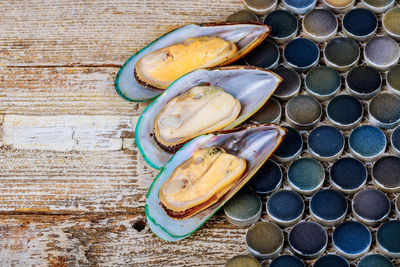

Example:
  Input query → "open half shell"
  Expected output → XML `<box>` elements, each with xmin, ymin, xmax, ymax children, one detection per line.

<box><xmin>115</xmin><ymin>22</ymin><xmax>271</xmax><ymax>102</ymax></box>
<box><xmin>146</xmin><ymin>124</ymin><xmax>286</xmax><ymax>241</ymax></box>
<box><xmin>135</xmin><ymin>66</ymin><xmax>282</xmax><ymax>169</ymax></box>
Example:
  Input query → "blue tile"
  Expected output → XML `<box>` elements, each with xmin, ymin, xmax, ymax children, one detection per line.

<box><xmin>310</xmin><ymin>189</ymin><xmax>347</xmax><ymax>225</ymax></box>
<box><xmin>283</xmin><ymin>0</ymin><xmax>316</xmax><ymax>14</ymax></box>
<box><xmin>343</xmin><ymin>8</ymin><xmax>377</xmax><ymax>40</ymax></box>
<box><xmin>326</xmin><ymin>94</ymin><xmax>363</xmax><ymax>129</ymax></box>
<box><xmin>288</xmin><ymin>221</ymin><xmax>327</xmax><ymax>259</ymax></box>
<box><xmin>329</xmin><ymin>157</ymin><xmax>367</xmax><ymax>193</ymax></box>
<box><xmin>349</xmin><ymin>125</ymin><xmax>386</xmax><ymax>161</ymax></box>
<box><xmin>264</xmin><ymin>10</ymin><xmax>298</xmax><ymax>41</ymax></box>
<box><xmin>313</xmin><ymin>254</ymin><xmax>349</xmax><ymax>267</ymax></box>
<box><xmin>358</xmin><ymin>254</ymin><xmax>394</xmax><ymax>267</ymax></box>
<box><xmin>377</xmin><ymin>220</ymin><xmax>400</xmax><ymax>258</ymax></box>
<box><xmin>308</xmin><ymin>126</ymin><xmax>344</xmax><ymax>161</ymax></box>
<box><xmin>273</xmin><ymin>126</ymin><xmax>302</xmax><ymax>162</ymax></box>
<box><xmin>248</xmin><ymin>159</ymin><xmax>282</xmax><ymax>195</ymax></box>
<box><xmin>284</xmin><ymin>38</ymin><xmax>319</xmax><ymax>70</ymax></box>
<box><xmin>267</xmin><ymin>190</ymin><xmax>304</xmax><ymax>225</ymax></box>
<box><xmin>270</xmin><ymin>255</ymin><xmax>304</xmax><ymax>267</ymax></box>
<box><xmin>392</xmin><ymin>125</ymin><xmax>400</xmax><ymax>154</ymax></box>
<box><xmin>332</xmin><ymin>221</ymin><xmax>371</xmax><ymax>259</ymax></box>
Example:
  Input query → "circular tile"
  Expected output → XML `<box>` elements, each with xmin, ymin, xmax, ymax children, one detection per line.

<box><xmin>226</xmin><ymin>255</ymin><xmax>261</xmax><ymax>267</ymax></box>
<box><xmin>349</xmin><ymin>125</ymin><xmax>386</xmax><ymax>161</ymax></box>
<box><xmin>288</xmin><ymin>221</ymin><xmax>328</xmax><ymax>259</ymax></box>
<box><xmin>285</xmin><ymin>95</ymin><xmax>322</xmax><ymax>130</ymax></box>
<box><xmin>284</xmin><ymin>38</ymin><xmax>319</xmax><ymax>71</ymax></box>
<box><xmin>324</xmin><ymin>37</ymin><xmax>360</xmax><ymax>71</ymax></box>
<box><xmin>396</xmin><ymin>195</ymin><xmax>400</xmax><ymax>216</ymax></box>
<box><xmin>369</xmin><ymin>93</ymin><xmax>400</xmax><ymax>129</ymax></box>
<box><xmin>387</xmin><ymin>64</ymin><xmax>400</xmax><ymax>96</ymax></box>
<box><xmin>373</xmin><ymin>156</ymin><xmax>400</xmax><ymax>192</ymax></box>
<box><xmin>303</xmin><ymin>9</ymin><xmax>337</xmax><ymax>42</ymax></box>
<box><xmin>310</xmin><ymin>189</ymin><xmax>348</xmax><ymax>226</ymax></box>
<box><xmin>249</xmin><ymin>97</ymin><xmax>281</xmax><ymax>124</ymax></box>
<box><xmin>364</xmin><ymin>36</ymin><xmax>400</xmax><ymax>71</ymax></box>
<box><xmin>322</xmin><ymin>0</ymin><xmax>355</xmax><ymax>13</ymax></box>
<box><xmin>264</xmin><ymin>10</ymin><xmax>298</xmax><ymax>44</ymax></box>
<box><xmin>243</xmin><ymin>0</ymin><xmax>277</xmax><ymax>15</ymax></box>
<box><xmin>377</xmin><ymin>220</ymin><xmax>400</xmax><ymax>258</ymax></box>
<box><xmin>362</xmin><ymin>0</ymin><xmax>395</xmax><ymax>13</ymax></box>
<box><xmin>243</xmin><ymin>39</ymin><xmax>280</xmax><ymax>69</ymax></box>
<box><xmin>352</xmin><ymin>189</ymin><xmax>390</xmax><ymax>225</ymax></box>
<box><xmin>391</xmin><ymin>125</ymin><xmax>400</xmax><ymax>155</ymax></box>
<box><xmin>383</xmin><ymin>7</ymin><xmax>400</xmax><ymax>40</ymax></box>
<box><xmin>224</xmin><ymin>189</ymin><xmax>262</xmax><ymax>227</ymax></box>
<box><xmin>308</xmin><ymin>126</ymin><xmax>344</xmax><ymax>162</ymax></box>
<box><xmin>345</xmin><ymin>66</ymin><xmax>381</xmax><ymax>100</ymax></box>
<box><xmin>329</xmin><ymin>157</ymin><xmax>367</xmax><ymax>194</ymax></box>
<box><xmin>326</xmin><ymin>94</ymin><xmax>363</xmax><ymax>130</ymax></box>
<box><xmin>273</xmin><ymin>126</ymin><xmax>303</xmax><ymax>163</ymax></box>
<box><xmin>267</xmin><ymin>190</ymin><xmax>304</xmax><ymax>227</ymax></box>
<box><xmin>248</xmin><ymin>159</ymin><xmax>282</xmax><ymax>196</ymax></box>
<box><xmin>342</xmin><ymin>8</ymin><xmax>377</xmax><ymax>41</ymax></box>
<box><xmin>332</xmin><ymin>221</ymin><xmax>371</xmax><ymax>259</ymax></box>
<box><xmin>305</xmin><ymin>66</ymin><xmax>341</xmax><ymax>101</ymax></box>
<box><xmin>358</xmin><ymin>254</ymin><xmax>394</xmax><ymax>267</ymax></box>
<box><xmin>288</xmin><ymin>158</ymin><xmax>325</xmax><ymax>195</ymax></box>
<box><xmin>313</xmin><ymin>254</ymin><xmax>349</xmax><ymax>267</ymax></box>
<box><xmin>226</xmin><ymin>10</ymin><xmax>259</xmax><ymax>22</ymax></box>
<box><xmin>283</xmin><ymin>0</ymin><xmax>316</xmax><ymax>15</ymax></box>
<box><xmin>272</xmin><ymin>67</ymin><xmax>301</xmax><ymax>101</ymax></box>
<box><xmin>270</xmin><ymin>255</ymin><xmax>305</xmax><ymax>267</ymax></box>
<box><xmin>246</xmin><ymin>221</ymin><xmax>284</xmax><ymax>259</ymax></box>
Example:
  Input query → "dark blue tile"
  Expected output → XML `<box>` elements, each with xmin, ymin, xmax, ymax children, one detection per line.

<box><xmin>243</xmin><ymin>39</ymin><xmax>279</xmax><ymax>69</ymax></box>
<box><xmin>273</xmin><ymin>126</ymin><xmax>302</xmax><ymax>162</ymax></box>
<box><xmin>343</xmin><ymin>8</ymin><xmax>377</xmax><ymax>41</ymax></box>
<box><xmin>272</xmin><ymin>67</ymin><xmax>301</xmax><ymax>101</ymax></box>
<box><xmin>349</xmin><ymin>125</ymin><xmax>386</xmax><ymax>161</ymax></box>
<box><xmin>283</xmin><ymin>0</ymin><xmax>316</xmax><ymax>14</ymax></box>
<box><xmin>284</xmin><ymin>38</ymin><xmax>319</xmax><ymax>71</ymax></box>
<box><xmin>267</xmin><ymin>190</ymin><xmax>304</xmax><ymax>226</ymax></box>
<box><xmin>346</xmin><ymin>66</ymin><xmax>381</xmax><ymax>99</ymax></box>
<box><xmin>248</xmin><ymin>159</ymin><xmax>282</xmax><ymax>196</ymax></box>
<box><xmin>264</xmin><ymin>10</ymin><xmax>298</xmax><ymax>43</ymax></box>
<box><xmin>329</xmin><ymin>157</ymin><xmax>367</xmax><ymax>193</ymax></box>
<box><xmin>310</xmin><ymin>189</ymin><xmax>347</xmax><ymax>226</ymax></box>
<box><xmin>288</xmin><ymin>158</ymin><xmax>325</xmax><ymax>195</ymax></box>
<box><xmin>352</xmin><ymin>189</ymin><xmax>390</xmax><ymax>225</ymax></box>
<box><xmin>326</xmin><ymin>94</ymin><xmax>363</xmax><ymax>130</ymax></box>
<box><xmin>377</xmin><ymin>220</ymin><xmax>400</xmax><ymax>258</ymax></box>
<box><xmin>313</xmin><ymin>254</ymin><xmax>349</xmax><ymax>267</ymax></box>
<box><xmin>288</xmin><ymin>221</ymin><xmax>327</xmax><ymax>259</ymax></box>
<box><xmin>358</xmin><ymin>254</ymin><xmax>394</xmax><ymax>267</ymax></box>
<box><xmin>270</xmin><ymin>255</ymin><xmax>304</xmax><ymax>267</ymax></box>
<box><xmin>369</xmin><ymin>93</ymin><xmax>400</xmax><ymax>129</ymax></box>
<box><xmin>332</xmin><ymin>221</ymin><xmax>371</xmax><ymax>259</ymax></box>
<box><xmin>305</xmin><ymin>66</ymin><xmax>341</xmax><ymax>101</ymax></box>
<box><xmin>324</xmin><ymin>37</ymin><xmax>359</xmax><ymax>71</ymax></box>
<box><xmin>308</xmin><ymin>126</ymin><xmax>344</xmax><ymax>162</ymax></box>
<box><xmin>372</xmin><ymin>156</ymin><xmax>400</xmax><ymax>192</ymax></box>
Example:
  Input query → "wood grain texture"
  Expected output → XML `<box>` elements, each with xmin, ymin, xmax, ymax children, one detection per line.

<box><xmin>0</xmin><ymin>214</ymin><xmax>246</xmax><ymax>266</ymax></box>
<box><xmin>0</xmin><ymin>67</ymin><xmax>148</xmax><ymax>115</ymax></box>
<box><xmin>0</xmin><ymin>0</ymin><xmax>242</xmax><ymax>66</ymax></box>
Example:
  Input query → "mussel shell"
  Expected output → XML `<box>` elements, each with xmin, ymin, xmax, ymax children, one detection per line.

<box><xmin>115</xmin><ymin>22</ymin><xmax>271</xmax><ymax>102</ymax></box>
<box><xmin>136</xmin><ymin>66</ymin><xmax>282</xmax><ymax>169</ymax></box>
<box><xmin>146</xmin><ymin>124</ymin><xmax>286</xmax><ymax>241</ymax></box>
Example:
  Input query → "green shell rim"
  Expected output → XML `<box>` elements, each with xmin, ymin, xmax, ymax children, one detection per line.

<box><xmin>114</xmin><ymin>21</ymin><xmax>270</xmax><ymax>102</ymax></box>
<box><xmin>134</xmin><ymin>66</ymin><xmax>282</xmax><ymax>169</ymax></box>
<box><xmin>144</xmin><ymin>124</ymin><xmax>286</xmax><ymax>241</ymax></box>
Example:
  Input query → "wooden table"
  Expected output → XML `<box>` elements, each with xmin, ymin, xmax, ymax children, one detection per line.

<box><xmin>0</xmin><ymin>1</ymin><xmax>247</xmax><ymax>265</ymax></box>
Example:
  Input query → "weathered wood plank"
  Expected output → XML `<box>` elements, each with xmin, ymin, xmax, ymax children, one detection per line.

<box><xmin>3</xmin><ymin>115</ymin><xmax>133</xmax><ymax>151</ymax></box>
<box><xmin>0</xmin><ymin>214</ymin><xmax>246</xmax><ymax>266</ymax></box>
<box><xmin>0</xmin><ymin>67</ymin><xmax>147</xmax><ymax>115</ymax></box>
<box><xmin>0</xmin><ymin>0</ymin><xmax>242</xmax><ymax>66</ymax></box>
<box><xmin>0</xmin><ymin>146</ymin><xmax>157</xmax><ymax>214</ymax></box>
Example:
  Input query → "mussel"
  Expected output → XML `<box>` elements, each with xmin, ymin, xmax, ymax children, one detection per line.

<box><xmin>115</xmin><ymin>22</ymin><xmax>271</xmax><ymax>102</ymax></box>
<box><xmin>136</xmin><ymin>66</ymin><xmax>282</xmax><ymax>169</ymax></box>
<box><xmin>146</xmin><ymin>124</ymin><xmax>286</xmax><ymax>241</ymax></box>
